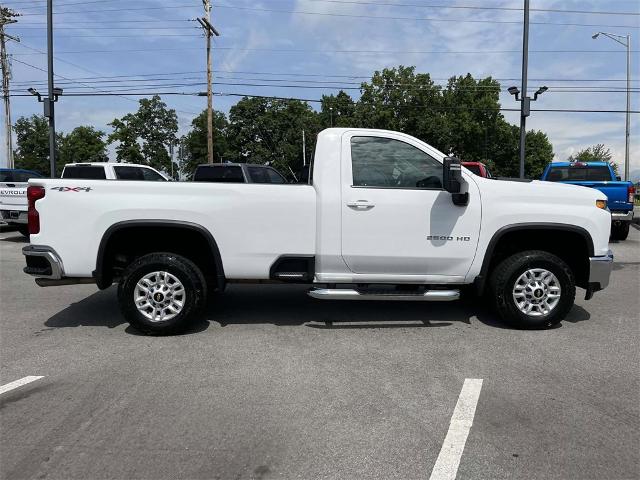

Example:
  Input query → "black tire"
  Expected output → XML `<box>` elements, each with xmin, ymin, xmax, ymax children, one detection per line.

<box><xmin>489</xmin><ymin>250</ymin><xmax>575</xmax><ymax>329</ymax></box>
<box><xmin>17</xmin><ymin>225</ymin><xmax>29</xmax><ymax>238</ymax></box>
<box><xmin>118</xmin><ymin>253</ymin><xmax>207</xmax><ymax>335</ymax></box>
<box><xmin>611</xmin><ymin>222</ymin><xmax>630</xmax><ymax>241</ymax></box>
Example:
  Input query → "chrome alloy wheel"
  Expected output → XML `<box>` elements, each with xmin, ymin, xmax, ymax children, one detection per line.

<box><xmin>134</xmin><ymin>271</ymin><xmax>186</xmax><ymax>322</ymax></box>
<box><xmin>512</xmin><ymin>268</ymin><xmax>561</xmax><ymax>317</ymax></box>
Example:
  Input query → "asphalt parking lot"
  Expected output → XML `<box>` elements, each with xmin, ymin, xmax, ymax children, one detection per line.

<box><xmin>1</xmin><ymin>226</ymin><xmax>639</xmax><ymax>480</ymax></box>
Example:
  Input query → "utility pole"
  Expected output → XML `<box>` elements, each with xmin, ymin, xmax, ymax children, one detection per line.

<box><xmin>302</xmin><ymin>130</ymin><xmax>306</xmax><ymax>166</ymax></box>
<box><xmin>518</xmin><ymin>0</ymin><xmax>530</xmax><ymax>179</ymax></box>
<box><xmin>197</xmin><ymin>1</ymin><xmax>219</xmax><ymax>164</ymax></box>
<box><xmin>46</xmin><ymin>0</ymin><xmax>56</xmax><ymax>177</ymax></box>
<box><xmin>0</xmin><ymin>7</ymin><xmax>19</xmax><ymax>168</ymax></box>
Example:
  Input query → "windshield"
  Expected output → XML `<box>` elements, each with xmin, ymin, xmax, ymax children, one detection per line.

<box><xmin>546</xmin><ymin>166</ymin><xmax>612</xmax><ymax>182</ymax></box>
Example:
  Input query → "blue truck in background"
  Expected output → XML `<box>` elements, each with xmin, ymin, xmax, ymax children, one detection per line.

<box><xmin>541</xmin><ymin>161</ymin><xmax>635</xmax><ymax>240</ymax></box>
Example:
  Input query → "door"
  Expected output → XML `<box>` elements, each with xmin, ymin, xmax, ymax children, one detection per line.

<box><xmin>341</xmin><ymin>132</ymin><xmax>481</xmax><ymax>278</ymax></box>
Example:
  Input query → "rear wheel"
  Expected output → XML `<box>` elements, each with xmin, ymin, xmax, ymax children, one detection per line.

<box><xmin>489</xmin><ymin>250</ymin><xmax>575</xmax><ymax>329</ymax></box>
<box><xmin>118</xmin><ymin>253</ymin><xmax>207</xmax><ymax>335</ymax></box>
<box><xmin>611</xmin><ymin>222</ymin><xmax>630</xmax><ymax>241</ymax></box>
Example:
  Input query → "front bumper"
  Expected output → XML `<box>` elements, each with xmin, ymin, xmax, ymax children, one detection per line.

<box><xmin>22</xmin><ymin>245</ymin><xmax>64</xmax><ymax>279</ymax></box>
<box><xmin>611</xmin><ymin>211</ymin><xmax>634</xmax><ymax>222</ymax></box>
<box><xmin>586</xmin><ymin>249</ymin><xmax>614</xmax><ymax>298</ymax></box>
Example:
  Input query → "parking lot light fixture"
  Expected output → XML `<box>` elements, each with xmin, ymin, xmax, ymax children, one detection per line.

<box><xmin>592</xmin><ymin>31</ymin><xmax>631</xmax><ymax>181</ymax></box>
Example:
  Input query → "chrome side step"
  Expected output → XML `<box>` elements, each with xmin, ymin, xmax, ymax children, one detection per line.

<box><xmin>308</xmin><ymin>288</ymin><xmax>460</xmax><ymax>302</ymax></box>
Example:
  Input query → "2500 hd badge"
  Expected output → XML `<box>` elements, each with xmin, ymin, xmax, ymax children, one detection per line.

<box><xmin>427</xmin><ymin>235</ymin><xmax>471</xmax><ymax>241</ymax></box>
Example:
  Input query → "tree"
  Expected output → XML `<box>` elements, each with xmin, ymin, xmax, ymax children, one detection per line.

<box><xmin>320</xmin><ymin>91</ymin><xmax>356</xmax><ymax>128</ymax></box>
<box><xmin>568</xmin><ymin>144</ymin><xmax>619</xmax><ymax>175</ymax></box>
<box><xmin>225</xmin><ymin>97</ymin><xmax>321</xmax><ymax>176</ymax></box>
<box><xmin>59</xmin><ymin>126</ymin><xmax>108</xmax><ymax>163</ymax></box>
<box><xmin>13</xmin><ymin>115</ymin><xmax>57</xmax><ymax>175</ymax></box>
<box><xmin>108</xmin><ymin>95</ymin><xmax>178</xmax><ymax>172</ymax></box>
<box><xmin>569</xmin><ymin>144</ymin><xmax>612</xmax><ymax>163</ymax></box>
<box><xmin>179</xmin><ymin>109</ymin><xmax>230</xmax><ymax>178</ymax></box>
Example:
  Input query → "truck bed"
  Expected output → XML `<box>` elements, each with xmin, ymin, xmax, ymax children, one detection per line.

<box><xmin>28</xmin><ymin>179</ymin><xmax>316</xmax><ymax>278</ymax></box>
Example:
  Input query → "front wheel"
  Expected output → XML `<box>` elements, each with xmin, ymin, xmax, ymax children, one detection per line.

<box><xmin>611</xmin><ymin>222</ymin><xmax>630</xmax><ymax>241</ymax></box>
<box><xmin>118</xmin><ymin>253</ymin><xmax>207</xmax><ymax>335</ymax></box>
<box><xmin>489</xmin><ymin>250</ymin><xmax>575</xmax><ymax>329</ymax></box>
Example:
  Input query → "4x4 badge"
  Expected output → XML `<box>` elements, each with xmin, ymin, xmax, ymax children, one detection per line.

<box><xmin>51</xmin><ymin>187</ymin><xmax>92</xmax><ymax>192</ymax></box>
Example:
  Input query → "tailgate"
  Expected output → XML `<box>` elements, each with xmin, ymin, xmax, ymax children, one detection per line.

<box><xmin>0</xmin><ymin>182</ymin><xmax>28</xmax><ymax>211</ymax></box>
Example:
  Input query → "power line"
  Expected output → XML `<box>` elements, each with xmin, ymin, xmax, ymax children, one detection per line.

<box><xmin>12</xmin><ymin>1</ymin><xmax>640</xmax><ymax>28</ymax></box>
<box><xmin>9</xmin><ymin>68</ymin><xmax>639</xmax><ymax>85</ymax></box>
<box><xmin>9</xmin><ymin>89</ymin><xmax>640</xmax><ymax>115</ymax></box>
<box><xmin>291</xmin><ymin>0</ymin><xmax>640</xmax><ymax>16</ymax></box>
<box><xmin>210</xmin><ymin>4</ymin><xmax>640</xmax><ymax>29</ymax></box>
<box><xmin>10</xmin><ymin>0</ymin><xmax>640</xmax><ymax>16</ymax></box>
<box><xmin>8</xmin><ymin>46</ymin><xmax>628</xmax><ymax>55</ymax></box>
<box><xmin>17</xmin><ymin>4</ymin><xmax>203</xmax><ymax>16</ymax></box>
<box><xmin>11</xmin><ymin>56</ymin><xmax>200</xmax><ymax>115</ymax></box>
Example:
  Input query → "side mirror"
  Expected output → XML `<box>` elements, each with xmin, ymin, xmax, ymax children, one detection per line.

<box><xmin>616</xmin><ymin>176</ymin><xmax>621</xmax><ymax>181</ymax></box>
<box><xmin>443</xmin><ymin>156</ymin><xmax>462</xmax><ymax>193</ymax></box>
<box><xmin>443</xmin><ymin>156</ymin><xmax>469</xmax><ymax>206</ymax></box>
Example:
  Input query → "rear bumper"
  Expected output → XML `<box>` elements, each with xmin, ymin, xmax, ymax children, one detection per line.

<box><xmin>587</xmin><ymin>250</ymin><xmax>614</xmax><ymax>296</ymax></box>
<box><xmin>611</xmin><ymin>210</ymin><xmax>634</xmax><ymax>222</ymax></box>
<box><xmin>1</xmin><ymin>209</ymin><xmax>27</xmax><ymax>224</ymax></box>
<box><xmin>22</xmin><ymin>245</ymin><xmax>64</xmax><ymax>279</ymax></box>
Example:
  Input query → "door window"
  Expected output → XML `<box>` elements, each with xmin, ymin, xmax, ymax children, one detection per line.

<box><xmin>194</xmin><ymin>166</ymin><xmax>244</xmax><ymax>183</ymax></box>
<box><xmin>350</xmin><ymin>137</ymin><xmax>442</xmax><ymax>189</ymax></box>
<box><xmin>114</xmin><ymin>166</ymin><xmax>145</xmax><ymax>180</ymax></box>
<box><xmin>141</xmin><ymin>168</ymin><xmax>167</xmax><ymax>181</ymax></box>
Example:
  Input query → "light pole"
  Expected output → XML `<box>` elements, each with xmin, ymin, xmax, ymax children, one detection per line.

<box><xmin>28</xmin><ymin>86</ymin><xmax>62</xmax><ymax>177</ymax></box>
<box><xmin>593</xmin><ymin>32</ymin><xmax>631</xmax><ymax>181</ymax></box>
<box><xmin>508</xmin><ymin>85</ymin><xmax>548</xmax><ymax>177</ymax></box>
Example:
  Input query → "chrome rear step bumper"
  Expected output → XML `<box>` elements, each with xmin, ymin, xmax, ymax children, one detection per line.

<box><xmin>308</xmin><ymin>288</ymin><xmax>460</xmax><ymax>301</ymax></box>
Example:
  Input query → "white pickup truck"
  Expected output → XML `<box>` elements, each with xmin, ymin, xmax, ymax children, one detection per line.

<box><xmin>23</xmin><ymin>128</ymin><xmax>613</xmax><ymax>334</ymax></box>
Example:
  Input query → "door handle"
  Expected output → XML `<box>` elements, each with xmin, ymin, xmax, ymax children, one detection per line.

<box><xmin>346</xmin><ymin>200</ymin><xmax>375</xmax><ymax>210</ymax></box>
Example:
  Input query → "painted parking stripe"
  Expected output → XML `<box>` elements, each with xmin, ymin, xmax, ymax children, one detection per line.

<box><xmin>429</xmin><ymin>378</ymin><xmax>483</xmax><ymax>480</ymax></box>
<box><xmin>0</xmin><ymin>376</ymin><xmax>45</xmax><ymax>395</ymax></box>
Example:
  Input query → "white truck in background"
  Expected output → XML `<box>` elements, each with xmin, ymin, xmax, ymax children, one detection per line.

<box><xmin>1</xmin><ymin>163</ymin><xmax>167</xmax><ymax>237</ymax></box>
<box><xmin>23</xmin><ymin>128</ymin><xmax>614</xmax><ymax>334</ymax></box>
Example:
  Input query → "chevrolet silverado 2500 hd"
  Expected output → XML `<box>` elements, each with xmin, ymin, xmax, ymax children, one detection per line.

<box><xmin>23</xmin><ymin>129</ymin><xmax>614</xmax><ymax>334</ymax></box>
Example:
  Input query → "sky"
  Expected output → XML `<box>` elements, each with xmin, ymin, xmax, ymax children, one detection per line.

<box><xmin>1</xmin><ymin>0</ymin><xmax>639</xmax><ymax>177</ymax></box>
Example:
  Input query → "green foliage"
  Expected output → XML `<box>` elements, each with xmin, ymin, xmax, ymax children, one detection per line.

<box><xmin>569</xmin><ymin>144</ymin><xmax>613</xmax><ymax>163</ymax></box>
<box><xmin>13</xmin><ymin>115</ymin><xmax>61</xmax><ymax>175</ymax></box>
<box><xmin>108</xmin><ymin>95</ymin><xmax>178</xmax><ymax>172</ymax></box>
<box><xmin>179</xmin><ymin>109</ymin><xmax>230</xmax><ymax>178</ymax></box>
<box><xmin>225</xmin><ymin>97</ymin><xmax>322</xmax><ymax>176</ymax></box>
<box><xmin>13</xmin><ymin>69</ymin><xmax>557</xmax><ymax>182</ymax></box>
<box><xmin>568</xmin><ymin>144</ymin><xmax>619</xmax><ymax>175</ymax></box>
<box><xmin>320</xmin><ymin>91</ymin><xmax>356</xmax><ymax>128</ymax></box>
<box><xmin>59</xmin><ymin>126</ymin><xmax>108</xmax><ymax>163</ymax></box>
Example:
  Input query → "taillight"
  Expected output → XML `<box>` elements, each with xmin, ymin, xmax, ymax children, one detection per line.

<box><xmin>628</xmin><ymin>185</ymin><xmax>636</xmax><ymax>204</ymax></box>
<box><xmin>27</xmin><ymin>186</ymin><xmax>45</xmax><ymax>235</ymax></box>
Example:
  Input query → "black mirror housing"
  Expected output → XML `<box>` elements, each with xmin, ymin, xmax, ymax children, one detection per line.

<box><xmin>443</xmin><ymin>156</ymin><xmax>462</xmax><ymax>193</ymax></box>
<box><xmin>443</xmin><ymin>156</ymin><xmax>469</xmax><ymax>206</ymax></box>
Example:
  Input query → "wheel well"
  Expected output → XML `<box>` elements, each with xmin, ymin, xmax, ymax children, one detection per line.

<box><xmin>95</xmin><ymin>222</ymin><xmax>224</xmax><ymax>290</ymax></box>
<box><xmin>481</xmin><ymin>227</ymin><xmax>591</xmax><ymax>290</ymax></box>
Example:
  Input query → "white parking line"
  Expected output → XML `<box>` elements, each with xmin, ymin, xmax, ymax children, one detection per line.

<box><xmin>429</xmin><ymin>378</ymin><xmax>483</xmax><ymax>480</ymax></box>
<box><xmin>0</xmin><ymin>376</ymin><xmax>45</xmax><ymax>395</ymax></box>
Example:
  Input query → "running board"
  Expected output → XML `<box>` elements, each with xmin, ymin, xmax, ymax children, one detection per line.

<box><xmin>308</xmin><ymin>288</ymin><xmax>460</xmax><ymax>302</ymax></box>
